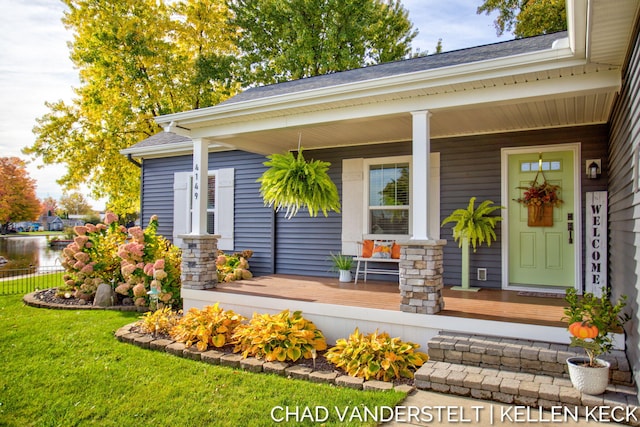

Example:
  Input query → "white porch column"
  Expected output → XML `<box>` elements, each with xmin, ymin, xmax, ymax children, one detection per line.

<box><xmin>191</xmin><ymin>138</ymin><xmax>208</xmax><ymax>235</ymax></box>
<box><xmin>411</xmin><ymin>110</ymin><xmax>432</xmax><ymax>240</ymax></box>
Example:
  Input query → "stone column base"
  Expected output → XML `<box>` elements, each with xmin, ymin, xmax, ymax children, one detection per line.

<box><xmin>179</xmin><ymin>234</ymin><xmax>220</xmax><ymax>290</ymax></box>
<box><xmin>397</xmin><ymin>239</ymin><xmax>446</xmax><ymax>314</ymax></box>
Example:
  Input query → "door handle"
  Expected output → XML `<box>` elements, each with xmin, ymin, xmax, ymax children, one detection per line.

<box><xmin>567</xmin><ymin>221</ymin><xmax>574</xmax><ymax>244</ymax></box>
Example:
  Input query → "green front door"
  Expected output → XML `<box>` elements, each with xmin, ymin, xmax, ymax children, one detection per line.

<box><xmin>508</xmin><ymin>150</ymin><xmax>575</xmax><ymax>288</ymax></box>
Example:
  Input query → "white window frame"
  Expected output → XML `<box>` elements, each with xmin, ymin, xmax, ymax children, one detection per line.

<box><xmin>362</xmin><ymin>155</ymin><xmax>413</xmax><ymax>241</ymax></box>
<box><xmin>173</xmin><ymin>168</ymin><xmax>234</xmax><ymax>250</ymax></box>
<box><xmin>188</xmin><ymin>171</ymin><xmax>218</xmax><ymax>235</ymax></box>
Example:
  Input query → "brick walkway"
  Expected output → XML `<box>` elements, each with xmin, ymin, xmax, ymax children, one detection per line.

<box><xmin>412</xmin><ymin>333</ymin><xmax>638</xmax><ymax>426</ymax></box>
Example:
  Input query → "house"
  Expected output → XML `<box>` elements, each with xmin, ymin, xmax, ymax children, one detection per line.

<box><xmin>122</xmin><ymin>0</ymin><xmax>640</xmax><ymax>392</ymax></box>
<box><xmin>41</xmin><ymin>215</ymin><xmax>64</xmax><ymax>232</ymax></box>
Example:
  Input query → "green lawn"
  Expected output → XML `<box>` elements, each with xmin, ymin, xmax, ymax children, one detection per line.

<box><xmin>0</xmin><ymin>293</ymin><xmax>405</xmax><ymax>426</ymax></box>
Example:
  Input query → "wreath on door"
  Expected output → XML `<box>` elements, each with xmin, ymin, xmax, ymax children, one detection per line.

<box><xmin>515</xmin><ymin>167</ymin><xmax>563</xmax><ymax>226</ymax></box>
<box><xmin>257</xmin><ymin>148</ymin><xmax>341</xmax><ymax>219</ymax></box>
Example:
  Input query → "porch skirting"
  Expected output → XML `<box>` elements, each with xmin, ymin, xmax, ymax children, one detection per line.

<box><xmin>181</xmin><ymin>287</ymin><xmax>571</xmax><ymax>348</ymax></box>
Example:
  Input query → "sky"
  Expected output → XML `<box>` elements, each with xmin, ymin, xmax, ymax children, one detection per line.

<box><xmin>0</xmin><ymin>0</ymin><xmax>505</xmax><ymax>212</ymax></box>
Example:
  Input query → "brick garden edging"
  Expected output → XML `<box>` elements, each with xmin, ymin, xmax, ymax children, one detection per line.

<box><xmin>114</xmin><ymin>322</ymin><xmax>414</xmax><ymax>394</ymax></box>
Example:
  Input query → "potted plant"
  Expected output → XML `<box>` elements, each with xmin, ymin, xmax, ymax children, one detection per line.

<box><xmin>329</xmin><ymin>252</ymin><xmax>353</xmax><ymax>282</ymax></box>
<box><xmin>257</xmin><ymin>148</ymin><xmax>341</xmax><ymax>219</ymax></box>
<box><xmin>563</xmin><ymin>287</ymin><xmax>629</xmax><ymax>394</ymax></box>
<box><xmin>441</xmin><ymin>197</ymin><xmax>503</xmax><ymax>291</ymax></box>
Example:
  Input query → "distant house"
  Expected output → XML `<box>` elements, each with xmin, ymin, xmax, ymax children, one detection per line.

<box><xmin>122</xmin><ymin>1</ymin><xmax>640</xmax><ymax>393</ymax></box>
<box><xmin>62</xmin><ymin>218</ymin><xmax>85</xmax><ymax>228</ymax></box>
<box><xmin>41</xmin><ymin>216</ymin><xmax>64</xmax><ymax>232</ymax></box>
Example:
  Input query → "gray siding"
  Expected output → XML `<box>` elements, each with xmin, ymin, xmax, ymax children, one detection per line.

<box><xmin>274</xmin><ymin>145</ymin><xmax>411</xmax><ymax>278</ymax></box>
<box><xmin>282</xmin><ymin>127</ymin><xmax>607</xmax><ymax>284</ymax></box>
<box><xmin>433</xmin><ymin>125</ymin><xmax>609</xmax><ymax>289</ymax></box>
<box><xmin>608</xmin><ymin>21</ymin><xmax>640</xmax><ymax>391</ymax></box>
<box><xmin>141</xmin><ymin>126</ymin><xmax>609</xmax><ymax>286</ymax></box>
<box><xmin>141</xmin><ymin>151</ymin><xmax>274</xmax><ymax>276</ymax></box>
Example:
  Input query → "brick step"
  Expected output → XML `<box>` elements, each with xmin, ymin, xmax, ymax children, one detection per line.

<box><xmin>428</xmin><ymin>333</ymin><xmax>633</xmax><ymax>386</ymax></box>
<box><xmin>414</xmin><ymin>361</ymin><xmax>639</xmax><ymax>425</ymax></box>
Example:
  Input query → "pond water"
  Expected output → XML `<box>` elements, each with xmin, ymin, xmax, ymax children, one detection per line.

<box><xmin>0</xmin><ymin>236</ymin><xmax>65</xmax><ymax>271</ymax></box>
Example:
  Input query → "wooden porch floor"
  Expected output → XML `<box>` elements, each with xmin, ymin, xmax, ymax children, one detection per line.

<box><xmin>213</xmin><ymin>274</ymin><xmax>567</xmax><ymax>327</ymax></box>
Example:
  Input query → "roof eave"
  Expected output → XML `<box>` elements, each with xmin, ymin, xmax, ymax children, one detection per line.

<box><xmin>120</xmin><ymin>141</ymin><xmax>230</xmax><ymax>158</ymax></box>
<box><xmin>154</xmin><ymin>41</ymin><xmax>580</xmax><ymax>130</ymax></box>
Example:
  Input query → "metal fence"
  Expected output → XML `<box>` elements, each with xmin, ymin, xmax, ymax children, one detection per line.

<box><xmin>0</xmin><ymin>265</ymin><xmax>65</xmax><ymax>296</ymax></box>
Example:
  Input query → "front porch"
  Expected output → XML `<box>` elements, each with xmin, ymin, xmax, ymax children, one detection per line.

<box><xmin>182</xmin><ymin>274</ymin><xmax>573</xmax><ymax>348</ymax></box>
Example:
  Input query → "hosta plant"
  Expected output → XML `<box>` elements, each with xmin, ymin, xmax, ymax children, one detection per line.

<box><xmin>326</xmin><ymin>328</ymin><xmax>429</xmax><ymax>381</ymax></box>
<box><xmin>137</xmin><ymin>306</ymin><xmax>182</xmax><ymax>337</ymax></box>
<box><xmin>171</xmin><ymin>303</ymin><xmax>245</xmax><ymax>352</ymax></box>
<box><xmin>232</xmin><ymin>309</ymin><xmax>327</xmax><ymax>362</ymax></box>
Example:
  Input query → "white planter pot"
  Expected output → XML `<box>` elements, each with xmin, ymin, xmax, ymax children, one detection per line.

<box><xmin>339</xmin><ymin>270</ymin><xmax>352</xmax><ymax>282</ymax></box>
<box><xmin>566</xmin><ymin>356</ymin><xmax>610</xmax><ymax>395</ymax></box>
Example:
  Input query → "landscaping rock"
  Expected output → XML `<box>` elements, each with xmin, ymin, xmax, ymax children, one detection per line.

<box><xmin>133</xmin><ymin>335</ymin><xmax>154</xmax><ymax>349</ymax></box>
<box><xmin>240</xmin><ymin>357</ymin><xmax>264</xmax><ymax>373</ymax></box>
<box><xmin>150</xmin><ymin>338</ymin><xmax>173</xmax><ymax>351</ymax></box>
<box><xmin>166</xmin><ymin>342</ymin><xmax>187</xmax><ymax>356</ymax></box>
<box><xmin>220</xmin><ymin>353</ymin><xmax>243</xmax><ymax>368</ymax></box>
<box><xmin>308</xmin><ymin>370</ymin><xmax>338</xmax><ymax>384</ymax></box>
<box><xmin>93</xmin><ymin>283</ymin><xmax>115</xmax><ymax>307</ymax></box>
<box><xmin>363</xmin><ymin>380</ymin><xmax>393</xmax><ymax>391</ymax></box>
<box><xmin>263</xmin><ymin>361</ymin><xmax>289</xmax><ymax>376</ymax></box>
<box><xmin>285</xmin><ymin>365</ymin><xmax>312</xmax><ymax>380</ymax></box>
<box><xmin>201</xmin><ymin>350</ymin><xmax>224</xmax><ymax>365</ymax></box>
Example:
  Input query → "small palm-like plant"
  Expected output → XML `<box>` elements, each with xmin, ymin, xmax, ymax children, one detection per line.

<box><xmin>441</xmin><ymin>197</ymin><xmax>504</xmax><ymax>251</ymax></box>
<box><xmin>441</xmin><ymin>197</ymin><xmax>504</xmax><ymax>290</ymax></box>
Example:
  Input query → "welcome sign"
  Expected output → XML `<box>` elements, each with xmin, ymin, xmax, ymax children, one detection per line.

<box><xmin>585</xmin><ymin>191</ymin><xmax>607</xmax><ymax>296</ymax></box>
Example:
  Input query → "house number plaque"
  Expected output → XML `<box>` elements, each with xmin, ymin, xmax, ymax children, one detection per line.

<box><xmin>193</xmin><ymin>164</ymin><xmax>199</xmax><ymax>200</ymax></box>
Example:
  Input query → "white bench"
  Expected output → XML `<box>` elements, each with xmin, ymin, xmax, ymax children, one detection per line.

<box><xmin>353</xmin><ymin>240</ymin><xmax>400</xmax><ymax>284</ymax></box>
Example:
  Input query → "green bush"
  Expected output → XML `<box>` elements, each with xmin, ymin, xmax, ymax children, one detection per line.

<box><xmin>232</xmin><ymin>309</ymin><xmax>327</xmax><ymax>362</ymax></box>
<box><xmin>326</xmin><ymin>328</ymin><xmax>429</xmax><ymax>381</ymax></box>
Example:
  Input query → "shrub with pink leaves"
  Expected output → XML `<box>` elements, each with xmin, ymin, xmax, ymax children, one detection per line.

<box><xmin>60</xmin><ymin>213</ymin><xmax>182</xmax><ymax>308</ymax></box>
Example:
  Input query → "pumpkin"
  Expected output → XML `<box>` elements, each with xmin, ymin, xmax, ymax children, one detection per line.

<box><xmin>568</xmin><ymin>321</ymin><xmax>598</xmax><ymax>339</ymax></box>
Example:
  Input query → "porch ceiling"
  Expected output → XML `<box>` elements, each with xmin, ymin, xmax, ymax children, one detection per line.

<box><xmin>202</xmin><ymin>87</ymin><xmax>619</xmax><ymax>155</ymax></box>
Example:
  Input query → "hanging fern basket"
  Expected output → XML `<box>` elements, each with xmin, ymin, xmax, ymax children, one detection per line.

<box><xmin>257</xmin><ymin>148</ymin><xmax>341</xmax><ymax>219</ymax></box>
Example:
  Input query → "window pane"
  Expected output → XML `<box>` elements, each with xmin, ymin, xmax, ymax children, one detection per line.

<box><xmin>369</xmin><ymin>163</ymin><xmax>409</xmax><ymax>207</ymax></box>
<box><xmin>207</xmin><ymin>176</ymin><xmax>216</xmax><ymax>209</ymax></box>
<box><xmin>207</xmin><ymin>212</ymin><xmax>215</xmax><ymax>234</ymax></box>
<box><xmin>370</xmin><ymin>209</ymin><xmax>409</xmax><ymax>234</ymax></box>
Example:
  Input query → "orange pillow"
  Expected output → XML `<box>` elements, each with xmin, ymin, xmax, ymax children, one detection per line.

<box><xmin>372</xmin><ymin>241</ymin><xmax>392</xmax><ymax>259</ymax></box>
<box><xmin>362</xmin><ymin>240</ymin><xmax>374</xmax><ymax>258</ymax></box>
<box><xmin>391</xmin><ymin>242</ymin><xmax>401</xmax><ymax>259</ymax></box>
